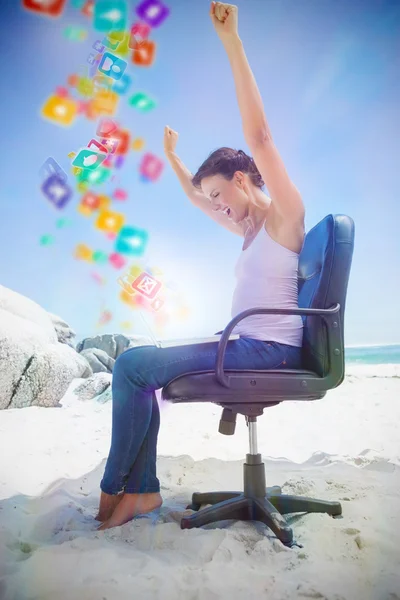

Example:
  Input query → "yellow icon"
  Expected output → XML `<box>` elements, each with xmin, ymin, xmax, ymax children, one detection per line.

<box><xmin>91</xmin><ymin>90</ymin><xmax>119</xmax><ymax>116</ymax></box>
<box><xmin>127</xmin><ymin>264</ymin><xmax>143</xmax><ymax>278</ymax></box>
<box><xmin>68</xmin><ymin>152</ymin><xmax>76</xmax><ymax>159</ymax></box>
<box><xmin>41</xmin><ymin>95</ymin><xmax>77</xmax><ymax>127</ymax></box>
<box><xmin>96</xmin><ymin>209</ymin><xmax>125</xmax><ymax>234</ymax></box>
<box><xmin>112</xmin><ymin>31</ymin><xmax>130</xmax><ymax>57</ymax></box>
<box><xmin>72</xmin><ymin>166</ymin><xmax>82</xmax><ymax>175</ymax></box>
<box><xmin>117</xmin><ymin>272</ymin><xmax>136</xmax><ymax>295</ymax></box>
<box><xmin>77</xmin><ymin>182</ymin><xmax>88</xmax><ymax>193</ymax></box>
<box><xmin>97</xmin><ymin>194</ymin><xmax>111</xmax><ymax>210</ymax></box>
<box><xmin>74</xmin><ymin>244</ymin><xmax>92</xmax><ymax>261</ymax></box>
<box><xmin>120</xmin><ymin>289</ymin><xmax>140</xmax><ymax>307</ymax></box>
<box><xmin>150</xmin><ymin>266</ymin><xmax>164</xmax><ymax>278</ymax></box>
<box><xmin>77</xmin><ymin>77</ymin><xmax>94</xmax><ymax>97</ymax></box>
<box><xmin>120</xmin><ymin>321</ymin><xmax>133</xmax><ymax>330</ymax></box>
<box><xmin>132</xmin><ymin>137</ymin><xmax>145</xmax><ymax>151</ymax></box>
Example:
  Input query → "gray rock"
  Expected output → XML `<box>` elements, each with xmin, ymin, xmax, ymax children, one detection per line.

<box><xmin>0</xmin><ymin>286</ymin><xmax>92</xmax><ymax>410</ymax></box>
<box><xmin>76</xmin><ymin>333</ymin><xmax>154</xmax><ymax>366</ymax></box>
<box><xmin>47</xmin><ymin>312</ymin><xmax>76</xmax><ymax>348</ymax></box>
<box><xmin>80</xmin><ymin>348</ymin><xmax>115</xmax><ymax>374</ymax></box>
<box><xmin>74</xmin><ymin>373</ymin><xmax>112</xmax><ymax>401</ymax></box>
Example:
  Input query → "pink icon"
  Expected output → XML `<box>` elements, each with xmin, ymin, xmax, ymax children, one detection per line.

<box><xmin>131</xmin><ymin>271</ymin><xmax>162</xmax><ymax>300</ymax></box>
<box><xmin>113</xmin><ymin>188</ymin><xmax>127</xmax><ymax>201</ymax></box>
<box><xmin>139</xmin><ymin>152</ymin><xmax>164</xmax><ymax>182</ymax></box>
<box><xmin>109</xmin><ymin>252</ymin><xmax>126</xmax><ymax>269</ymax></box>
<box><xmin>88</xmin><ymin>138</ymin><xmax>109</xmax><ymax>153</ymax></box>
<box><xmin>106</xmin><ymin>232</ymin><xmax>117</xmax><ymax>240</ymax></box>
<box><xmin>96</xmin><ymin>118</ymin><xmax>118</xmax><ymax>137</ymax></box>
<box><xmin>55</xmin><ymin>86</ymin><xmax>69</xmax><ymax>97</ymax></box>
<box><xmin>101</xmin><ymin>137</ymin><xmax>119</xmax><ymax>154</ymax></box>
<box><xmin>129</xmin><ymin>22</ymin><xmax>151</xmax><ymax>49</ymax></box>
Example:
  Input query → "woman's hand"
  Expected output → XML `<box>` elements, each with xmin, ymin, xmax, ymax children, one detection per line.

<box><xmin>163</xmin><ymin>125</ymin><xmax>179</xmax><ymax>155</ymax></box>
<box><xmin>210</xmin><ymin>1</ymin><xmax>239</xmax><ymax>40</ymax></box>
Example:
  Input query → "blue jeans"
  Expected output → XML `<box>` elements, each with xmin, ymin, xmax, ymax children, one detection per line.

<box><xmin>100</xmin><ymin>338</ymin><xmax>302</xmax><ymax>495</ymax></box>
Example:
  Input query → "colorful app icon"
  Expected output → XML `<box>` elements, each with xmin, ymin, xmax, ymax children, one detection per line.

<box><xmin>129</xmin><ymin>21</ymin><xmax>151</xmax><ymax>49</ymax></box>
<box><xmin>93</xmin><ymin>0</ymin><xmax>127</xmax><ymax>32</ymax></box>
<box><xmin>135</xmin><ymin>0</ymin><xmax>170</xmax><ymax>28</ymax></box>
<box><xmin>131</xmin><ymin>271</ymin><xmax>162</xmax><ymax>299</ymax></box>
<box><xmin>151</xmin><ymin>296</ymin><xmax>165</xmax><ymax>312</ymax></box>
<box><xmin>40</xmin><ymin>157</ymin><xmax>68</xmax><ymax>183</ymax></box>
<box><xmin>98</xmin><ymin>52</ymin><xmax>127</xmax><ymax>80</ymax></box>
<box><xmin>72</xmin><ymin>149</ymin><xmax>107</xmax><ymax>170</ymax></box>
<box><xmin>112</xmin><ymin>31</ymin><xmax>130</xmax><ymax>57</ymax></box>
<box><xmin>63</xmin><ymin>26</ymin><xmax>87</xmax><ymax>41</ymax></box>
<box><xmin>87</xmin><ymin>53</ymin><xmax>98</xmax><ymax>65</ymax></box>
<box><xmin>40</xmin><ymin>234</ymin><xmax>55</xmax><ymax>246</ymax></box>
<box><xmin>92</xmin><ymin>250</ymin><xmax>109</xmax><ymax>264</ymax></box>
<box><xmin>110</xmin><ymin>252</ymin><xmax>127</xmax><ymax>269</ymax></box>
<box><xmin>115</xmin><ymin>225</ymin><xmax>148</xmax><ymax>256</ymax></box>
<box><xmin>77</xmin><ymin>165</ymin><xmax>111</xmax><ymax>185</ymax></box>
<box><xmin>132</xmin><ymin>137</ymin><xmax>145</xmax><ymax>151</ymax></box>
<box><xmin>132</xmin><ymin>40</ymin><xmax>156</xmax><ymax>67</ymax></box>
<box><xmin>92</xmin><ymin>74</ymin><xmax>113</xmax><ymax>93</ymax></box>
<box><xmin>139</xmin><ymin>153</ymin><xmax>164</xmax><ymax>181</ymax></box>
<box><xmin>74</xmin><ymin>244</ymin><xmax>93</xmax><ymax>261</ymax></box>
<box><xmin>97</xmin><ymin>117</ymin><xmax>118</xmax><ymax>137</ymax></box>
<box><xmin>81</xmin><ymin>0</ymin><xmax>94</xmax><ymax>17</ymax></box>
<box><xmin>114</xmin><ymin>155</ymin><xmax>125</xmax><ymax>169</ymax></box>
<box><xmin>108</xmin><ymin>128</ymin><xmax>130</xmax><ymax>154</ymax></box>
<box><xmin>112</xmin><ymin>73</ymin><xmax>131</xmax><ymax>95</ymax></box>
<box><xmin>100</xmin><ymin>137</ymin><xmax>119</xmax><ymax>153</ymax></box>
<box><xmin>117</xmin><ymin>271</ymin><xmax>135</xmax><ymax>294</ymax></box>
<box><xmin>41</xmin><ymin>174</ymin><xmax>72</xmax><ymax>209</ymax></box>
<box><xmin>129</xmin><ymin>91</ymin><xmax>156</xmax><ymax>112</ymax></box>
<box><xmin>102</xmin><ymin>36</ymin><xmax>120</xmax><ymax>50</ymax></box>
<box><xmin>41</xmin><ymin>95</ymin><xmax>77</xmax><ymax>126</ymax></box>
<box><xmin>93</xmin><ymin>40</ymin><xmax>105</xmax><ymax>52</ymax></box>
<box><xmin>77</xmin><ymin>77</ymin><xmax>94</xmax><ymax>97</ymax></box>
<box><xmin>113</xmin><ymin>188</ymin><xmax>127</xmax><ymax>200</ymax></box>
<box><xmin>91</xmin><ymin>89</ymin><xmax>119</xmax><ymax>116</ymax></box>
<box><xmin>78</xmin><ymin>191</ymin><xmax>101</xmax><ymax>216</ymax></box>
<box><xmin>88</xmin><ymin>139</ymin><xmax>109</xmax><ymax>153</ymax></box>
<box><xmin>23</xmin><ymin>0</ymin><xmax>67</xmax><ymax>17</ymax></box>
<box><xmin>95</xmin><ymin>209</ymin><xmax>125</xmax><ymax>234</ymax></box>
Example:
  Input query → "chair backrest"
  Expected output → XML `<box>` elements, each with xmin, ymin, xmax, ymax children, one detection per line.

<box><xmin>298</xmin><ymin>214</ymin><xmax>355</xmax><ymax>378</ymax></box>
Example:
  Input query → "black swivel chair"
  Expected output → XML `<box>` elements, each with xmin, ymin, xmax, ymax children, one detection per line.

<box><xmin>162</xmin><ymin>214</ymin><xmax>355</xmax><ymax>547</ymax></box>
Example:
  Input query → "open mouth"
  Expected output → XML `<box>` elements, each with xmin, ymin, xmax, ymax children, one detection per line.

<box><xmin>222</xmin><ymin>207</ymin><xmax>231</xmax><ymax>217</ymax></box>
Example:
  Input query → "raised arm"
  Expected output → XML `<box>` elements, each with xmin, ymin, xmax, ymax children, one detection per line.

<box><xmin>210</xmin><ymin>2</ymin><xmax>305</xmax><ymax>223</ymax></box>
<box><xmin>163</xmin><ymin>126</ymin><xmax>244</xmax><ymax>236</ymax></box>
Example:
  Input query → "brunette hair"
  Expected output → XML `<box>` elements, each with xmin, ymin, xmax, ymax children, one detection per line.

<box><xmin>191</xmin><ymin>147</ymin><xmax>264</xmax><ymax>190</ymax></box>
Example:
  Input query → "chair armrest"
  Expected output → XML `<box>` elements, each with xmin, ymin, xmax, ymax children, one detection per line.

<box><xmin>215</xmin><ymin>304</ymin><xmax>342</xmax><ymax>388</ymax></box>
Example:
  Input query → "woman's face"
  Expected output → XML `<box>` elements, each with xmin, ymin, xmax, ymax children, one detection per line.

<box><xmin>201</xmin><ymin>172</ymin><xmax>250</xmax><ymax>224</ymax></box>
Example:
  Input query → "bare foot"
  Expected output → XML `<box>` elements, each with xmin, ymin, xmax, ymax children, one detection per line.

<box><xmin>95</xmin><ymin>491</ymin><xmax>125</xmax><ymax>522</ymax></box>
<box><xmin>97</xmin><ymin>492</ymin><xmax>163</xmax><ymax>530</ymax></box>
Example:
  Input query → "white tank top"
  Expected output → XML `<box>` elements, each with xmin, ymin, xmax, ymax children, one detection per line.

<box><xmin>231</xmin><ymin>222</ymin><xmax>304</xmax><ymax>347</ymax></box>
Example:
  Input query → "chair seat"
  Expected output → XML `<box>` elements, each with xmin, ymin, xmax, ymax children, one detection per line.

<box><xmin>162</xmin><ymin>368</ymin><xmax>325</xmax><ymax>404</ymax></box>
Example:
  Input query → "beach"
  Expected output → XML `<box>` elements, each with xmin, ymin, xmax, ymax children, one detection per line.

<box><xmin>0</xmin><ymin>360</ymin><xmax>399</xmax><ymax>600</ymax></box>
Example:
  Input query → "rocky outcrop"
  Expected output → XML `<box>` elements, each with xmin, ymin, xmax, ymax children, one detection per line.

<box><xmin>0</xmin><ymin>285</ymin><xmax>92</xmax><ymax>410</ymax></box>
<box><xmin>76</xmin><ymin>333</ymin><xmax>154</xmax><ymax>373</ymax></box>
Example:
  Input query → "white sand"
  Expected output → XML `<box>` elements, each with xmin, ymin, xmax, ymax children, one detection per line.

<box><xmin>1</xmin><ymin>363</ymin><xmax>400</xmax><ymax>600</ymax></box>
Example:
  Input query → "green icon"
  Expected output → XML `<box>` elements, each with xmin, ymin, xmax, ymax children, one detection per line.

<box><xmin>92</xmin><ymin>250</ymin><xmax>109</xmax><ymax>264</ymax></box>
<box><xmin>56</xmin><ymin>217</ymin><xmax>72</xmax><ymax>228</ymax></box>
<box><xmin>129</xmin><ymin>92</ymin><xmax>156</xmax><ymax>113</ymax></box>
<box><xmin>40</xmin><ymin>234</ymin><xmax>54</xmax><ymax>246</ymax></box>
<box><xmin>72</xmin><ymin>149</ymin><xmax>107</xmax><ymax>171</ymax></box>
<box><xmin>77</xmin><ymin>165</ymin><xmax>111</xmax><ymax>186</ymax></box>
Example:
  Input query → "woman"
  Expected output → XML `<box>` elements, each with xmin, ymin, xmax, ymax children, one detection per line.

<box><xmin>96</xmin><ymin>1</ymin><xmax>305</xmax><ymax>530</ymax></box>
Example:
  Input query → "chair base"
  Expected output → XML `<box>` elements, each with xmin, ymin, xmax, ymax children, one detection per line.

<box><xmin>181</xmin><ymin>458</ymin><xmax>342</xmax><ymax>547</ymax></box>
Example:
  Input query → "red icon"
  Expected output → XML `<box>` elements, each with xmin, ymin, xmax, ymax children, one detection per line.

<box><xmin>81</xmin><ymin>192</ymin><xmax>100</xmax><ymax>210</ymax></box>
<box><xmin>108</xmin><ymin>129</ymin><xmax>130</xmax><ymax>155</ymax></box>
<box><xmin>81</xmin><ymin>0</ymin><xmax>94</xmax><ymax>17</ymax></box>
<box><xmin>96</xmin><ymin>118</ymin><xmax>118</xmax><ymax>137</ymax></box>
<box><xmin>140</xmin><ymin>153</ymin><xmax>164</xmax><ymax>181</ymax></box>
<box><xmin>131</xmin><ymin>272</ymin><xmax>162</xmax><ymax>300</ymax></box>
<box><xmin>113</xmin><ymin>188</ymin><xmax>127</xmax><ymax>201</ymax></box>
<box><xmin>23</xmin><ymin>0</ymin><xmax>66</xmax><ymax>17</ymax></box>
<box><xmin>132</xmin><ymin>40</ymin><xmax>156</xmax><ymax>66</ymax></box>
<box><xmin>129</xmin><ymin>22</ymin><xmax>151</xmax><ymax>49</ymax></box>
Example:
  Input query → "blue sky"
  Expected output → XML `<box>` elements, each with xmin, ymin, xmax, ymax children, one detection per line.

<box><xmin>1</xmin><ymin>0</ymin><xmax>399</xmax><ymax>346</ymax></box>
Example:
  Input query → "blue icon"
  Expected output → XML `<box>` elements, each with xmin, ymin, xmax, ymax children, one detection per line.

<box><xmin>112</xmin><ymin>73</ymin><xmax>131</xmax><ymax>95</ymax></box>
<box><xmin>41</xmin><ymin>175</ymin><xmax>72</xmax><ymax>209</ymax></box>
<box><xmin>40</xmin><ymin>157</ymin><xmax>68</xmax><ymax>183</ymax></box>
<box><xmin>115</xmin><ymin>226</ymin><xmax>149</xmax><ymax>256</ymax></box>
<box><xmin>98</xmin><ymin>52</ymin><xmax>127</xmax><ymax>80</ymax></box>
<box><xmin>94</xmin><ymin>0</ymin><xmax>127</xmax><ymax>32</ymax></box>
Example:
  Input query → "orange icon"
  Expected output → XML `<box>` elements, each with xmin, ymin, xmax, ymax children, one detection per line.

<box><xmin>95</xmin><ymin>209</ymin><xmax>125</xmax><ymax>234</ymax></box>
<box><xmin>74</xmin><ymin>243</ymin><xmax>92</xmax><ymax>261</ymax></box>
<box><xmin>132</xmin><ymin>40</ymin><xmax>156</xmax><ymax>67</ymax></box>
<box><xmin>132</xmin><ymin>137</ymin><xmax>145</xmax><ymax>151</ymax></box>
<box><xmin>91</xmin><ymin>89</ymin><xmax>119</xmax><ymax>116</ymax></box>
<box><xmin>41</xmin><ymin>95</ymin><xmax>77</xmax><ymax>126</ymax></box>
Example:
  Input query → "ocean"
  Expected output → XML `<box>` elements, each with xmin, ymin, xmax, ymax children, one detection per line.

<box><xmin>345</xmin><ymin>344</ymin><xmax>400</xmax><ymax>365</ymax></box>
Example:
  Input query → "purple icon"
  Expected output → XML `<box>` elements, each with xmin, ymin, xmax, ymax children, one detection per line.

<box><xmin>87</xmin><ymin>53</ymin><xmax>97</xmax><ymax>65</ymax></box>
<box><xmin>41</xmin><ymin>175</ymin><xmax>72</xmax><ymax>209</ymax></box>
<box><xmin>39</xmin><ymin>157</ymin><xmax>68</xmax><ymax>183</ymax></box>
<box><xmin>93</xmin><ymin>40</ymin><xmax>105</xmax><ymax>53</ymax></box>
<box><xmin>114</xmin><ymin>155</ymin><xmax>125</xmax><ymax>169</ymax></box>
<box><xmin>135</xmin><ymin>0</ymin><xmax>170</xmax><ymax>28</ymax></box>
